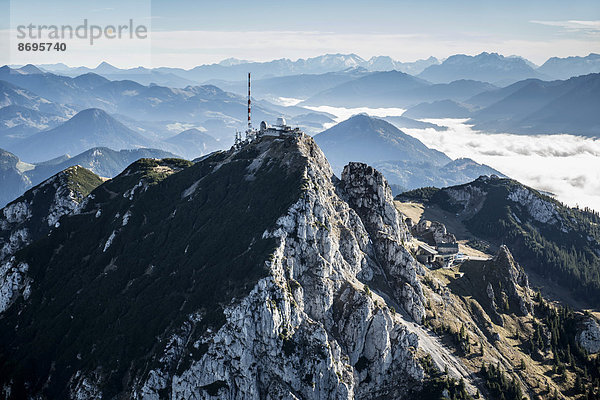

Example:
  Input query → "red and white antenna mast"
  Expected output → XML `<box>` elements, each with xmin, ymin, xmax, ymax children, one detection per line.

<box><xmin>238</xmin><ymin>72</ymin><xmax>256</xmax><ymax>145</ymax></box>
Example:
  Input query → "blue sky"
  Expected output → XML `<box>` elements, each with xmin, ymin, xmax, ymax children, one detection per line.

<box><xmin>1</xmin><ymin>0</ymin><xmax>599</xmax><ymax>67</ymax></box>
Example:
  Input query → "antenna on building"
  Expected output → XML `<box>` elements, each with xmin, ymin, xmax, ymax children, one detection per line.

<box><xmin>234</xmin><ymin>72</ymin><xmax>261</xmax><ymax>148</ymax></box>
<box><xmin>244</xmin><ymin>72</ymin><xmax>257</xmax><ymax>141</ymax></box>
<box><xmin>234</xmin><ymin>130</ymin><xmax>242</xmax><ymax>148</ymax></box>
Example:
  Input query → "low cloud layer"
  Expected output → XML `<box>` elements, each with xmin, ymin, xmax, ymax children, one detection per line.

<box><xmin>404</xmin><ymin>118</ymin><xmax>600</xmax><ymax>211</ymax></box>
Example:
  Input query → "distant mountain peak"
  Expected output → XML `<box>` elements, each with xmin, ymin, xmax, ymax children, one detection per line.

<box><xmin>337</xmin><ymin>113</ymin><xmax>396</xmax><ymax>130</ymax></box>
<box><xmin>73</xmin><ymin>72</ymin><xmax>110</xmax><ymax>86</ymax></box>
<box><xmin>94</xmin><ymin>61</ymin><xmax>120</xmax><ymax>73</ymax></box>
<box><xmin>314</xmin><ymin>114</ymin><xmax>451</xmax><ymax>173</ymax></box>
<box><xmin>18</xmin><ymin>64</ymin><xmax>44</xmax><ymax>74</ymax></box>
<box><xmin>70</xmin><ymin>107</ymin><xmax>113</xmax><ymax>122</ymax></box>
<box><xmin>217</xmin><ymin>57</ymin><xmax>249</xmax><ymax>66</ymax></box>
<box><xmin>10</xmin><ymin>108</ymin><xmax>153</xmax><ymax>162</ymax></box>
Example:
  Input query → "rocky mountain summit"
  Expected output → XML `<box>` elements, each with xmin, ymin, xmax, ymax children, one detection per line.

<box><xmin>410</xmin><ymin>219</ymin><xmax>457</xmax><ymax>245</ymax></box>
<box><xmin>2</xmin><ymin>132</ymin><xmax>600</xmax><ymax>399</ymax></box>
<box><xmin>0</xmin><ymin>133</ymin><xmax>472</xmax><ymax>399</ymax></box>
<box><xmin>0</xmin><ymin>165</ymin><xmax>103</xmax><ymax>258</ymax></box>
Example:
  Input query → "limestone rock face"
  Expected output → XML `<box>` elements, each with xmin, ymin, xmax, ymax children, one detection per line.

<box><xmin>495</xmin><ymin>245</ymin><xmax>532</xmax><ymax>316</ymax></box>
<box><xmin>139</xmin><ymin>139</ymin><xmax>427</xmax><ymax>399</ymax></box>
<box><xmin>460</xmin><ymin>245</ymin><xmax>532</xmax><ymax>327</ymax></box>
<box><xmin>0</xmin><ymin>258</ymin><xmax>31</xmax><ymax>313</ymax></box>
<box><xmin>340</xmin><ymin>162</ymin><xmax>425</xmax><ymax>323</ymax></box>
<box><xmin>134</xmin><ymin>137</ymin><xmax>432</xmax><ymax>399</ymax></box>
<box><xmin>577</xmin><ymin>317</ymin><xmax>600</xmax><ymax>354</ymax></box>
<box><xmin>0</xmin><ymin>167</ymin><xmax>92</xmax><ymax>261</ymax></box>
<box><xmin>445</xmin><ymin>182</ymin><xmax>487</xmax><ymax>218</ymax></box>
<box><xmin>507</xmin><ymin>185</ymin><xmax>560</xmax><ymax>225</ymax></box>
<box><xmin>1</xmin><ymin>135</ymin><xmax>467</xmax><ymax>399</ymax></box>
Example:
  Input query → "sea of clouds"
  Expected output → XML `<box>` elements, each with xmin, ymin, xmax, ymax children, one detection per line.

<box><xmin>404</xmin><ymin>118</ymin><xmax>600</xmax><ymax>211</ymax></box>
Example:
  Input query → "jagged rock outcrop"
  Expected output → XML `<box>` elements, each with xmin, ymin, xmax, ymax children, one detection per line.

<box><xmin>0</xmin><ymin>134</ymin><xmax>437</xmax><ymax>399</ymax></box>
<box><xmin>494</xmin><ymin>245</ymin><xmax>532</xmax><ymax>317</ymax></box>
<box><xmin>444</xmin><ymin>177</ymin><xmax>488</xmax><ymax>218</ymax></box>
<box><xmin>577</xmin><ymin>317</ymin><xmax>600</xmax><ymax>354</ymax></box>
<box><xmin>340</xmin><ymin>162</ymin><xmax>426</xmax><ymax>323</ymax></box>
<box><xmin>507</xmin><ymin>185</ymin><xmax>560</xmax><ymax>225</ymax></box>
<box><xmin>0</xmin><ymin>259</ymin><xmax>31</xmax><ymax>314</ymax></box>
<box><xmin>0</xmin><ymin>148</ymin><xmax>32</xmax><ymax>208</ymax></box>
<box><xmin>0</xmin><ymin>166</ymin><xmax>102</xmax><ymax>261</ymax></box>
<box><xmin>459</xmin><ymin>245</ymin><xmax>532</xmax><ymax>326</ymax></box>
<box><xmin>411</xmin><ymin>219</ymin><xmax>456</xmax><ymax>245</ymax></box>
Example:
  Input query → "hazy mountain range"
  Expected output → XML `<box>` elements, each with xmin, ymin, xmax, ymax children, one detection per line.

<box><xmin>165</xmin><ymin>128</ymin><xmax>220</xmax><ymax>160</ymax></box>
<box><xmin>537</xmin><ymin>53</ymin><xmax>600</xmax><ymax>80</ymax></box>
<box><xmin>0</xmin><ymin>79</ymin><xmax>76</xmax><ymax>121</ymax></box>
<box><xmin>9</xmin><ymin>108</ymin><xmax>159</xmax><ymax>162</ymax></box>
<box><xmin>3</xmin><ymin>107</ymin><xmax>219</xmax><ymax>164</ymax></box>
<box><xmin>402</xmin><ymin>100</ymin><xmax>473</xmax><ymax>119</ymax></box>
<box><xmin>0</xmin><ymin>65</ymin><xmax>338</xmax><ymax>146</ymax></box>
<box><xmin>29</xmin><ymin>52</ymin><xmax>600</xmax><ymax>87</ymax></box>
<box><xmin>468</xmin><ymin>73</ymin><xmax>600</xmax><ymax>136</ymax></box>
<box><xmin>0</xmin><ymin>113</ymin><xmax>503</xmax><ymax>208</ymax></box>
<box><xmin>0</xmin><ymin>67</ymin><xmax>278</xmax><ymax>124</ymax></box>
<box><xmin>0</xmin><ymin>50</ymin><xmax>598</xmax><ymax>210</ymax></box>
<box><xmin>382</xmin><ymin>115</ymin><xmax>448</xmax><ymax>131</ymax></box>
<box><xmin>206</xmin><ymin>68</ymin><xmax>371</xmax><ymax>102</ymax></box>
<box><xmin>375</xmin><ymin>158</ymin><xmax>504</xmax><ymax>193</ymax></box>
<box><xmin>300</xmin><ymin>73</ymin><xmax>496</xmax><ymax>108</ymax></box>
<box><xmin>3</xmin><ymin>52</ymin><xmax>599</xmax><ymax>141</ymax></box>
<box><xmin>35</xmin><ymin>54</ymin><xmax>441</xmax><ymax>85</ymax></box>
<box><xmin>417</xmin><ymin>52</ymin><xmax>550</xmax><ymax>86</ymax></box>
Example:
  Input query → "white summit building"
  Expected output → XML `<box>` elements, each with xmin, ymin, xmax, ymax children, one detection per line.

<box><xmin>258</xmin><ymin>117</ymin><xmax>301</xmax><ymax>137</ymax></box>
